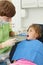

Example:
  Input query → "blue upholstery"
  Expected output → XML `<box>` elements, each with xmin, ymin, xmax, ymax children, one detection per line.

<box><xmin>0</xmin><ymin>61</ymin><xmax>7</xmax><ymax>65</ymax></box>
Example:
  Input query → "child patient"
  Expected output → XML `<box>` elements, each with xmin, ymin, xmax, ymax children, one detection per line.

<box><xmin>10</xmin><ymin>24</ymin><xmax>43</xmax><ymax>65</ymax></box>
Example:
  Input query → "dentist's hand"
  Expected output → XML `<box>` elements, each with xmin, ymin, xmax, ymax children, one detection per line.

<box><xmin>0</xmin><ymin>38</ymin><xmax>16</xmax><ymax>48</ymax></box>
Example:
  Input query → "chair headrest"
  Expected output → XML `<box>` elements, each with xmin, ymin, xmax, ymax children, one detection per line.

<box><xmin>34</xmin><ymin>24</ymin><xmax>43</xmax><ymax>42</ymax></box>
<box><xmin>38</xmin><ymin>24</ymin><xmax>43</xmax><ymax>42</ymax></box>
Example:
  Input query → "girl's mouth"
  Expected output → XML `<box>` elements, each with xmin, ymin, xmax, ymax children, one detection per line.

<box><xmin>27</xmin><ymin>35</ymin><xmax>29</xmax><ymax>37</ymax></box>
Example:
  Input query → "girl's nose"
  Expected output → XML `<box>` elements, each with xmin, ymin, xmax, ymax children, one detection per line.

<box><xmin>27</xmin><ymin>35</ymin><xmax>29</xmax><ymax>37</ymax></box>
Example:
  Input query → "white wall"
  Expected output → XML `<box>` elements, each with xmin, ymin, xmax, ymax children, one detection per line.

<box><xmin>21</xmin><ymin>8</ymin><xmax>43</xmax><ymax>29</ymax></box>
<box><xmin>11</xmin><ymin>0</ymin><xmax>43</xmax><ymax>32</ymax></box>
<box><xmin>11</xmin><ymin>0</ymin><xmax>21</xmax><ymax>32</ymax></box>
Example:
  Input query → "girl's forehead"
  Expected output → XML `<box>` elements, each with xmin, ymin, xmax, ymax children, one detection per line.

<box><xmin>27</xmin><ymin>27</ymin><xmax>34</xmax><ymax>31</ymax></box>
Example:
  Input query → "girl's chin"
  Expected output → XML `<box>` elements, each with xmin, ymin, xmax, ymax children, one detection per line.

<box><xmin>26</xmin><ymin>37</ymin><xmax>30</xmax><ymax>40</ymax></box>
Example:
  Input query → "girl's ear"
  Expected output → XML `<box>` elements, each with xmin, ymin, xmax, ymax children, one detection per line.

<box><xmin>35</xmin><ymin>33</ymin><xmax>39</xmax><ymax>39</ymax></box>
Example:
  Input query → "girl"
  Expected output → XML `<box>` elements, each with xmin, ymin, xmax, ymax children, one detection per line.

<box><xmin>10</xmin><ymin>24</ymin><xmax>43</xmax><ymax>65</ymax></box>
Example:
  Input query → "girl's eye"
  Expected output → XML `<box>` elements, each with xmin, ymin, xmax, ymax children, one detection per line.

<box><xmin>29</xmin><ymin>29</ymin><xmax>32</xmax><ymax>32</ymax></box>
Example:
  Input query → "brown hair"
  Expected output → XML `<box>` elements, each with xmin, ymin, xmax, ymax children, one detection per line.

<box><xmin>0</xmin><ymin>0</ymin><xmax>16</xmax><ymax>17</ymax></box>
<box><xmin>27</xmin><ymin>24</ymin><xmax>42</xmax><ymax>38</ymax></box>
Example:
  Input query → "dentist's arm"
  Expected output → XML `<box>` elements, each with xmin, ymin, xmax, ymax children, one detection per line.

<box><xmin>0</xmin><ymin>38</ymin><xmax>16</xmax><ymax>48</ymax></box>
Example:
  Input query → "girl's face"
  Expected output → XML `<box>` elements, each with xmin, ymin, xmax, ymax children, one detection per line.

<box><xmin>26</xmin><ymin>27</ymin><xmax>38</xmax><ymax>40</ymax></box>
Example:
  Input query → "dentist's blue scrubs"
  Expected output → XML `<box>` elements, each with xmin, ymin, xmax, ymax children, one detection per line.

<box><xmin>12</xmin><ymin>39</ymin><xmax>43</xmax><ymax>65</ymax></box>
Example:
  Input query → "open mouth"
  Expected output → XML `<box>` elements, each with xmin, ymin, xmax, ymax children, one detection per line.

<box><xmin>27</xmin><ymin>35</ymin><xmax>29</xmax><ymax>37</ymax></box>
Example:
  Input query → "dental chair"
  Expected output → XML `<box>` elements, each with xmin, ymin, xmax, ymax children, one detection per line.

<box><xmin>38</xmin><ymin>24</ymin><xmax>43</xmax><ymax>42</ymax></box>
<box><xmin>9</xmin><ymin>24</ymin><xmax>43</xmax><ymax>63</ymax></box>
<box><xmin>0</xmin><ymin>51</ymin><xmax>10</xmax><ymax>65</ymax></box>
